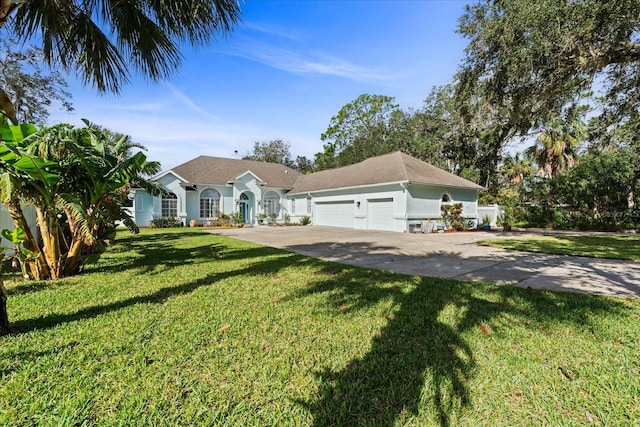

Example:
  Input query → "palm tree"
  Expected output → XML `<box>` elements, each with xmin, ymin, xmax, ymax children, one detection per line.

<box><xmin>501</xmin><ymin>152</ymin><xmax>534</xmax><ymax>185</ymax></box>
<box><xmin>526</xmin><ymin>118</ymin><xmax>586</xmax><ymax>178</ymax></box>
<box><xmin>0</xmin><ymin>0</ymin><xmax>241</xmax><ymax>123</ymax></box>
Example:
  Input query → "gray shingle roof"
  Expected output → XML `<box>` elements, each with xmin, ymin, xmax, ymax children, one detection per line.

<box><xmin>169</xmin><ymin>156</ymin><xmax>302</xmax><ymax>189</ymax></box>
<box><xmin>165</xmin><ymin>152</ymin><xmax>484</xmax><ymax>193</ymax></box>
<box><xmin>289</xmin><ymin>151</ymin><xmax>485</xmax><ymax>194</ymax></box>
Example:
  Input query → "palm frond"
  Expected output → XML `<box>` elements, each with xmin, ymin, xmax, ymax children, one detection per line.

<box><xmin>9</xmin><ymin>0</ymin><xmax>241</xmax><ymax>93</ymax></box>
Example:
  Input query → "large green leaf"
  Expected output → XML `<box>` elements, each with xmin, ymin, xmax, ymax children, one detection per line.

<box><xmin>0</xmin><ymin>143</ymin><xmax>21</xmax><ymax>163</ymax></box>
<box><xmin>0</xmin><ymin>122</ymin><xmax>38</xmax><ymax>143</ymax></box>
<box><xmin>1</xmin><ymin>227</ymin><xmax>27</xmax><ymax>245</ymax></box>
<box><xmin>12</xmin><ymin>155</ymin><xmax>59</xmax><ymax>187</ymax></box>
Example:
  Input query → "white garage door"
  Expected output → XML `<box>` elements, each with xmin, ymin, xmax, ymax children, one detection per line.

<box><xmin>315</xmin><ymin>201</ymin><xmax>354</xmax><ymax>228</ymax></box>
<box><xmin>368</xmin><ymin>198</ymin><xmax>394</xmax><ymax>231</ymax></box>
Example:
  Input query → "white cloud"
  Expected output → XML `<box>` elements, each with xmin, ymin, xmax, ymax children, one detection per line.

<box><xmin>162</xmin><ymin>83</ymin><xmax>222</xmax><ymax>121</ymax></box>
<box><xmin>220</xmin><ymin>38</ymin><xmax>391</xmax><ymax>82</ymax></box>
<box><xmin>243</xmin><ymin>22</ymin><xmax>304</xmax><ymax>42</ymax></box>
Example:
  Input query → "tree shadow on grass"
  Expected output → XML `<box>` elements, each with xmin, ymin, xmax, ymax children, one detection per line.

<box><xmin>84</xmin><ymin>230</ymin><xmax>296</xmax><ymax>277</ymax></box>
<box><xmin>0</xmin><ymin>341</ymin><xmax>81</xmax><ymax>379</ymax></box>
<box><xmin>291</xmin><ymin>254</ymin><xmax>628</xmax><ymax>426</ymax></box>
<box><xmin>3</xmin><ymin>231</ymin><xmax>290</xmax><ymax>301</ymax></box>
<box><xmin>8</xmin><ymin>238</ymin><xmax>301</xmax><ymax>335</ymax></box>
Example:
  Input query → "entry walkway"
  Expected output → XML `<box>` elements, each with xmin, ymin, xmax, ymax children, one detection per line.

<box><xmin>212</xmin><ymin>226</ymin><xmax>640</xmax><ymax>298</ymax></box>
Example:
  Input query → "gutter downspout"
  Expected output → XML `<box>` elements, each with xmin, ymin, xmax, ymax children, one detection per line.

<box><xmin>400</xmin><ymin>182</ymin><xmax>409</xmax><ymax>232</ymax></box>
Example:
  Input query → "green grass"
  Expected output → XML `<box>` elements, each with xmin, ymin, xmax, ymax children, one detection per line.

<box><xmin>478</xmin><ymin>235</ymin><xmax>640</xmax><ymax>261</ymax></box>
<box><xmin>1</xmin><ymin>229</ymin><xmax>638</xmax><ymax>426</ymax></box>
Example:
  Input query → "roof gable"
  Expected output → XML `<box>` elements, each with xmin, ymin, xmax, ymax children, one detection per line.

<box><xmin>289</xmin><ymin>151</ymin><xmax>485</xmax><ymax>193</ymax></box>
<box><xmin>152</xmin><ymin>169</ymin><xmax>189</xmax><ymax>183</ymax></box>
<box><xmin>233</xmin><ymin>170</ymin><xmax>264</xmax><ymax>183</ymax></box>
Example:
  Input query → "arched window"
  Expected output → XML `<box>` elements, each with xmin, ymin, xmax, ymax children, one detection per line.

<box><xmin>263</xmin><ymin>191</ymin><xmax>280</xmax><ymax>217</ymax></box>
<box><xmin>162</xmin><ymin>193</ymin><xmax>178</xmax><ymax>217</ymax></box>
<box><xmin>200</xmin><ymin>189</ymin><xmax>221</xmax><ymax>218</ymax></box>
<box><xmin>441</xmin><ymin>193</ymin><xmax>451</xmax><ymax>203</ymax></box>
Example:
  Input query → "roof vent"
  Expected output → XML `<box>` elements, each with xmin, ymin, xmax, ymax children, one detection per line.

<box><xmin>284</xmin><ymin>170</ymin><xmax>288</xmax><ymax>174</ymax></box>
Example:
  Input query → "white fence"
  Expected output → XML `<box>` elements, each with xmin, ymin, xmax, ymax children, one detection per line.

<box><xmin>477</xmin><ymin>204</ymin><xmax>503</xmax><ymax>227</ymax></box>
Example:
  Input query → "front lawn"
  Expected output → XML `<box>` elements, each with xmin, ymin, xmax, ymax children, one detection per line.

<box><xmin>478</xmin><ymin>234</ymin><xmax>640</xmax><ymax>261</ymax></box>
<box><xmin>1</xmin><ymin>229</ymin><xmax>638</xmax><ymax>425</ymax></box>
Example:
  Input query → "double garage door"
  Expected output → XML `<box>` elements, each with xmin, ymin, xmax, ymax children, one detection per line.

<box><xmin>314</xmin><ymin>198</ymin><xmax>395</xmax><ymax>231</ymax></box>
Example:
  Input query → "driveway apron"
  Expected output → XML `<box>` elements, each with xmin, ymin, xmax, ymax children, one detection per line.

<box><xmin>211</xmin><ymin>226</ymin><xmax>640</xmax><ymax>298</ymax></box>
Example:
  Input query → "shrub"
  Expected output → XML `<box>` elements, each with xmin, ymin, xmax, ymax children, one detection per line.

<box><xmin>441</xmin><ymin>203</ymin><xmax>464</xmax><ymax>231</ymax></box>
<box><xmin>299</xmin><ymin>216</ymin><xmax>311</xmax><ymax>226</ymax></box>
<box><xmin>150</xmin><ymin>217</ymin><xmax>183</xmax><ymax>228</ymax></box>
<box><xmin>229</xmin><ymin>212</ymin><xmax>244</xmax><ymax>225</ymax></box>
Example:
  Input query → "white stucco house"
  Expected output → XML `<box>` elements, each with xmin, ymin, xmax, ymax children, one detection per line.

<box><xmin>130</xmin><ymin>151</ymin><xmax>485</xmax><ymax>233</ymax></box>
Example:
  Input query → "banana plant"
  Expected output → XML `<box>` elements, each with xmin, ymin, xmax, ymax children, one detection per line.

<box><xmin>1</xmin><ymin>227</ymin><xmax>40</xmax><ymax>280</ymax></box>
<box><xmin>0</xmin><ymin>119</ymin><xmax>49</xmax><ymax>279</ymax></box>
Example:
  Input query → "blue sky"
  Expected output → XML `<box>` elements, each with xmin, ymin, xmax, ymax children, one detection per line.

<box><xmin>49</xmin><ymin>1</ymin><xmax>471</xmax><ymax>170</ymax></box>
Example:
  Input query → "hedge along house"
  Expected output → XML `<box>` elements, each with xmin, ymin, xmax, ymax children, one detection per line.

<box><xmin>131</xmin><ymin>156</ymin><xmax>302</xmax><ymax>227</ymax></box>
<box><xmin>131</xmin><ymin>151</ymin><xmax>485</xmax><ymax>232</ymax></box>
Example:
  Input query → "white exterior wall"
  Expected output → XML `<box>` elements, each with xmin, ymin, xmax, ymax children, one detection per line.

<box><xmin>133</xmin><ymin>190</ymin><xmax>155</xmax><ymax>226</ymax></box>
<box><xmin>185</xmin><ymin>190</ymin><xmax>198</xmax><ymax>223</ymax></box>
<box><xmin>156</xmin><ymin>174</ymin><xmax>187</xmax><ymax>225</ymax></box>
<box><xmin>287</xmin><ymin>194</ymin><xmax>313</xmax><ymax>223</ymax></box>
<box><xmin>187</xmin><ymin>185</ymin><xmax>232</xmax><ymax>224</ymax></box>
<box><xmin>407</xmin><ymin>185</ymin><xmax>479</xmax><ymax>220</ymax></box>
<box><xmin>258</xmin><ymin>187</ymin><xmax>288</xmax><ymax>220</ymax></box>
<box><xmin>0</xmin><ymin>204</ymin><xmax>38</xmax><ymax>252</ymax></box>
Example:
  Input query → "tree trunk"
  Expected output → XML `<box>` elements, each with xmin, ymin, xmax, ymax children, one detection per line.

<box><xmin>64</xmin><ymin>239</ymin><xmax>84</xmax><ymax>277</ymax></box>
<box><xmin>5</xmin><ymin>197</ymin><xmax>50</xmax><ymax>280</ymax></box>
<box><xmin>62</xmin><ymin>210</ymin><xmax>91</xmax><ymax>277</ymax></box>
<box><xmin>0</xmin><ymin>253</ymin><xmax>9</xmax><ymax>335</ymax></box>
<box><xmin>37</xmin><ymin>208</ymin><xmax>62</xmax><ymax>280</ymax></box>
<box><xmin>0</xmin><ymin>282</ymin><xmax>8</xmax><ymax>335</ymax></box>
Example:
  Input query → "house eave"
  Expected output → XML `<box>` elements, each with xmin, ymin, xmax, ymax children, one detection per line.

<box><xmin>288</xmin><ymin>179</ymin><xmax>485</xmax><ymax>196</ymax></box>
<box><xmin>408</xmin><ymin>181</ymin><xmax>486</xmax><ymax>191</ymax></box>
<box><xmin>288</xmin><ymin>180</ymin><xmax>409</xmax><ymax>196</ymax></box>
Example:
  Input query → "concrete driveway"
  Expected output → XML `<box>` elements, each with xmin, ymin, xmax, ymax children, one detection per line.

<box><xmin>211</xmin><ymin>226</ymin><xmax>640</xmax><ymax>298</ymax></box>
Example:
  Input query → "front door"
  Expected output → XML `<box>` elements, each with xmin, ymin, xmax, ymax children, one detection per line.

<box><xmin>239</xmin><ymin>192</ymin><xmax>251</xmax><ymax>224</ymax></box>
<box><xmin>240</xmin><ymin>201</ymin><xmax>248</xmax><ymax>224</ymax></box>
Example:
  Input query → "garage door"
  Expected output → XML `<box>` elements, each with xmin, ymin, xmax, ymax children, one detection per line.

<box><xmin>315</xmin><ymin>201</ymin><xmax>354</xmax><ymax>228</ymax></box>
<box><xmin>368</xmin><ymin>198</ymin><xmax>394</xmax><ymax>231</ymax></box>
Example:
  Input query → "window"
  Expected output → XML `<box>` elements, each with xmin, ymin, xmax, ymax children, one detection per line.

<box><xmin>263</xmin><ymin>191</ymin><xmax>280</xmax><ymax>217</ymax></box>
<box><xmin>200</xmin><ymin>189</ymin><xmax>221</xmax><ymax>218</ymax></box>
<box><xmin>306</xmin><ymin>197</ymin><xmax>312</xmax><ymax>214</ymax></box>
<box><xmin>291</xmin><ymin>198</ymin><xmax>296</xmax><ymax>214</ymax></box>
<box><xmin>161</xmin><ymin>193</ymin><xmax>178</xmax><ymax>217</ymax></box>
<box><xmin>441</xmin><ymin>193</ymin><xmax>451</xmax><ymax>203</ymax></box>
